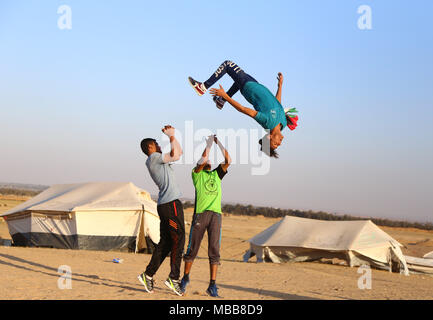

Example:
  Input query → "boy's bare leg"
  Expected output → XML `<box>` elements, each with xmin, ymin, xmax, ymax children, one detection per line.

<box><xmin>210</xmin><ymin>264</ymin><xmax>218</xmax><ymax>281</ymax></box>
<box><xmin>184</xmin><ymin>261</ymin><xmax>193</xmax><ymax>276</ymax></box>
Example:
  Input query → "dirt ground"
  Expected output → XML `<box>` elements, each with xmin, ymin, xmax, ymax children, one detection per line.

<box><xmin>1</xmin><ymin>202</ymin><xmax>433</xmax><ymax>300</ymax></box>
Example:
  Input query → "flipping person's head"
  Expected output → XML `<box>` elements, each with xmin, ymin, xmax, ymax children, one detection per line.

<box><xmin>140</xmin><ymin>138</ymin><xmax>161</xmax><ymax>156</ymax></box>
<box><xmin>259</xmin><ymin>133</ymin><xmax>280</xmax><ymax>158</ymax></box>
<box><xmin>270</xmin><ymin>130</ymin><xmax>284</xmax><ymax>150</ymax></box>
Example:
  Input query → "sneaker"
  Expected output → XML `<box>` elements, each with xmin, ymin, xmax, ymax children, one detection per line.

<box><xmin>164</xmin><ymin>277</ymin><xmax>184</xmax><ymax>296</ymax></box>
<box><xmin>180</xmin><ymin>276</ymin><xmax>190</xmax><ymax>293</ymax></box>
<box><xmin>137</xmin><ymin>272</ymin><xmax>154</xmax><ymax>293</ymax></box>
<box><xmin>213</xmin><ymin>96</ymin><xmax>225</xmax><ymax>110</ymax></box>
<box><xmin>206</xmin><ymin>283</ymin><xmax>220</xmax><ymax>297</ymax></box>
<box><xmin>188</xmin><ymin>77</ymin><xmax>207</xmax><ymax>96</ymax></box>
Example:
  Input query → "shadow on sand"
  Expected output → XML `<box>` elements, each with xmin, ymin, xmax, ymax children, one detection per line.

<box><xmin>0</xmin><ymin>253</ymin><xmax>144</xmax><ymax>293</ymax></box>
<box><xmin>0</xmin><ymin>252</ymin><xmax>346</xmax><ymax>300</ymax></box>
<box><xmin>194</xmin><ymin>280</ymin><xmax>321</xmax><ymax>300</ymax></box>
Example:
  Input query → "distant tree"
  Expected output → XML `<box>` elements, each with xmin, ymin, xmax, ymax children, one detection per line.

<box><xmin>0</xmin><ymin>188</ymin><xmax>41</xmax><ymax>197</ymax></box>
<box><xmin>219</xmin><ymin>202</ymin><xmax>433</xmax><ymax>231</ymax></box>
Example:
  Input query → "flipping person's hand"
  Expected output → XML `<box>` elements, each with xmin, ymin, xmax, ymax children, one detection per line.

<box><xmin>209</xmin><ymin>85</ymin><xmax>228</xmax><ymax>100</ymax></box>
<box><xmin>162</xmin><ymin>125</ymin><xmax>175</xmax><ymax>137</ymax></box>
<box><xmin>277</xmin><ymin>72</ymin><xmax>283</xmax><ymax>86</ymax></box>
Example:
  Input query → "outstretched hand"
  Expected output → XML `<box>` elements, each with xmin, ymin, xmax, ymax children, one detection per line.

<box><xmin>209</xmin><ymin>85</ymin><xmax>228</xmax><ymax>100</ymax></box>
<box><xmin>277</xmin><ymin>72</ymin><xmax>283</xmax><ymax>86</ymax></box>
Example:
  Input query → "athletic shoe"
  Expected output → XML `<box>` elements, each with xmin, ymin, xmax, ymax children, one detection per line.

<box><xmin>137</xmin><ymin>272</ymin><xmax>154</xmax><ymax>293</ymax></box>
<box><xmin>188</xmin><ymin>77</ymin><xmax>207</xmax><ymax>96</ymax></box>
<box><xmin>213</xmin><ymin>96</ymin><xmax>225</xmax><ymax>110</ymax></box>
<box><xmin>180</xmin><ymin>276</ymin><xmax>190</xmax><ymax>293</ymax></box>
<box><xmin>206</xmin><ymin>283</ymin><xmax>220</xmax><ymax>297</ymax></box>
<box><xmin>165</xmin><ymin>278</ymin><xmax>184</xmax><ymax>296</ymax></box>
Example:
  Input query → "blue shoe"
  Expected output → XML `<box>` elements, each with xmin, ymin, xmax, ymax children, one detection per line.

<box><xmin>206</xmin><ymin>283</ymin><xmax>220</xmax><ymax>297</ymax></box>
<box><xmin>180</xmin><ymin>276</ymin><xmax>190</xmax><ymax>293</ymax></box>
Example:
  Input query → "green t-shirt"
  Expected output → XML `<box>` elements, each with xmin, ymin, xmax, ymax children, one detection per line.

<box><xmin>192</xmin><ymin>164</ymin><xmax>227</xmax><ymax>214</ymax></box>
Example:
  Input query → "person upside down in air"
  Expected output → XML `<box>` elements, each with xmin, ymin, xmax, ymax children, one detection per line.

<box><xmin>188</xmin><ymin>60</ymin><xmax>298</xmax><ymax>158</ymax></box>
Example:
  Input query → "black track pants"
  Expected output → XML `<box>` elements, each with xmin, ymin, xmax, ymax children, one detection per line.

<box><xmin>145</xmin><ymin>199</ymin><xmax>185</xmax><ymax>280</ymax></box>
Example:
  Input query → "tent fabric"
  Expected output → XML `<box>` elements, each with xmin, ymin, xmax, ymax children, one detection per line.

<box><xmin>2</xmin><ymin>182</ymin><xmax>157</xmax><ymax>213</ymax></box>
<box><xmin>423</xmin><ymin>251</ymin><xmax>433</xmax><ymax>259</ymax></box>
<box><xmin>244</xmin><ymin>215</ymin><xmax>409</xmax><ymax>275</ymax></box>
<box><xmin>404</xmin><ymin>255</ymin><xmax>433</xmax><ymax>274</ymax></box>
<box><xmin>1</xmin><ymin>182</ymin><xmax>160</xmax><ymax>252</ymax></box>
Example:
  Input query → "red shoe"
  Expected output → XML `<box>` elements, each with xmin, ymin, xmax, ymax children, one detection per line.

<box><xmin>188</xmin><ymin>77</ymin><xmax>207</xmax><ymax>96</ymax></box>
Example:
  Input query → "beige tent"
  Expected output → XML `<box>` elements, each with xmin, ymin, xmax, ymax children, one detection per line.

<box><xmin>243</xmin><ymin>216</ymin><xmax>409</xmax><ymax>275</ymax></box>
<box><xmin>423</xmin><ymin>251</ymin><xmax>433</xmax><ymax>259</ymax></box>
<box><xmin>0</xmin><ymin>182</ymin><xmax>160</xmax><ymax>252</ymax></box>
<box><xmin>404</xmin><ymin>255</ymin><xmax>433</xmax><ymax>274</ymax></box>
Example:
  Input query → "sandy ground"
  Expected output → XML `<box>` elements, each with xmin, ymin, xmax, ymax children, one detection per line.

<box><xmin>1</xmin><ymin>203</ymin><xmax>433</xmax><ymax>300</ymax></box>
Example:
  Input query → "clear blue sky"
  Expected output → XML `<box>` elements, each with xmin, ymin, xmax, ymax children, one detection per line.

<box><xmin>1</xmin><ymin>1</ymin><xmax>432</xmax><ymax>222</ymax></box>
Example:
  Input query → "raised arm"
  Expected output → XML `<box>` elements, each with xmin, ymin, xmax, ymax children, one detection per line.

<box><xmin>214</xmin><ymin>136</ymin><xmax>231</xmax><ymax>172</ymax></box>
<box><xmin>194</xmin><ymin>135</ymin><xmax>214</xmax><ymax>173</ymax></box>
<box><xmin>162</xmin><ymin>125</ymin><xmax>183</xmax><ymax>163</ymax></box>
<box><xmin>275</xmin><ymin>72</ymin><xmax>283</xmax><ymax>104</ymax></box>
<box><xmin>210</xmin><ymin>85</ymin><xmax>258</xmax><ymax>118</ymax></box>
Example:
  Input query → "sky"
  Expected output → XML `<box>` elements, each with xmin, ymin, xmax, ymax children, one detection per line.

<box><xmin>0</xmin><ymin>1</ymin><xmax>432</xmax><ymax>222</ymax></box>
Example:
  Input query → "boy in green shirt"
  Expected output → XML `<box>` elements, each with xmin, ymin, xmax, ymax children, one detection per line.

<box><xmin>180</xmin><ymin>135</ymin><xmax>231</xmax><ymax>297</ymax></box>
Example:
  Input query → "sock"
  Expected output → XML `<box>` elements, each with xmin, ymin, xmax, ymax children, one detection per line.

<box><xmin>210</xmin><ymin>279</ymin><xmax>216</xmax><ymax>286</ymax></box>
<box><xmin>183</xmin><ymin>273</ymin><xmax>190</xmax><ymax>281</ymax></box>
<box><xmin>145</xmin><ymin>273</ymin><xmax>152</xmax><ymax>280</ymax></box>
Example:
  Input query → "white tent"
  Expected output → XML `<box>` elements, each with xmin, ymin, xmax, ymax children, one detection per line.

<box><xmin>243</xmin><ymin>216</ymin><xmax>409</xmax><ymax>275</ymax></box>
<box><xmin>0</xmin><ymin>182</ymin><xmax>160</xmax><ymax>252</ymax></box>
